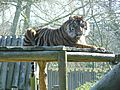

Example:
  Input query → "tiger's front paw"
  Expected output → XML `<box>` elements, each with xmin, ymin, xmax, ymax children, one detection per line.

<box><xmin>97</xmin><ymin>47</ymin><xmax>106</xmax><ymax>52</ymax></box>
<box><xmin>91</xmin><ymin>46</ymin><xmax>106</xmax><ymax>52</ymax></box>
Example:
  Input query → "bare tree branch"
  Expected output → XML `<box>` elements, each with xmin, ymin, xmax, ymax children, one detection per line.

<box><xmin>36</xmin><ymin>2</ymin><xmax>90</xmax><ymax>28</ymax></box>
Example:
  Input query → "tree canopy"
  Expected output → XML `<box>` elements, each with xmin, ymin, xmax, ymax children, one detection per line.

<box><xmin>0</xmin><ymin>0</ymin><xmax>120</xmax><ymax>53</ymax></box>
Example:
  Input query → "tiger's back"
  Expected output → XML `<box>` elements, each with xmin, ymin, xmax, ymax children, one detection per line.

<box><xmin>23</xmin><ymin>28</ymin><xmax>36</xmax><ymax>46</ymax></box>
<box><xmin>23</xmin><ymin>27</ymin><xmax>76</xmax><ymax>46</ymax></box>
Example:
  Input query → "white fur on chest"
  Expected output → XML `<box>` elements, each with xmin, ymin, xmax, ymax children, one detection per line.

<box><xmin>76</xmin><ymin>35</ymin><xmax>87</xmax><ymax>44</ymax></box>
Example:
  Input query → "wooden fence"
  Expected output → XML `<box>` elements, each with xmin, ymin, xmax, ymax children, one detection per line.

<box><xmin>0</xmin><ymin>36</ymin><xmax>31</xmax><ymax>90</ymax></box>
<box><xmin>47</xmin><ymin>62</ymin><xmax>111</xmax><ymax>90</ymax></box>
<box><xmin>47</xmin><ymin>67</ymin><xmax>97</xmax><ymax>90</ymax></box>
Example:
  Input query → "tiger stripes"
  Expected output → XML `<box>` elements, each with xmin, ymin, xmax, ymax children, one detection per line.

<box><xmin>23</xmin><ymin>16</ymin><xmax>97</xmax><ymax>49</ymax></box>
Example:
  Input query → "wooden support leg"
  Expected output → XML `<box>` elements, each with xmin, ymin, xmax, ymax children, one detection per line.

<box><xmin>37</xmin><ymin>61</ymin><xmax>47</xmax><ymax>90</ymax></box>
<box><xmin>58</xmin><ymin>51</ymin><xmax>68</xmax><ymax>90</ymax></box>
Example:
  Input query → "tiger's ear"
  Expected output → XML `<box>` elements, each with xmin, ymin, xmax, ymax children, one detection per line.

<box><xmin>70</xmin><ymin>16</ymin><xmax>83</xmax><ymax>20</ymax></box>
<box><xmin>79</xmin><ymin>16</ymin><xmax>83</xmax><ymax>19</ymax></box>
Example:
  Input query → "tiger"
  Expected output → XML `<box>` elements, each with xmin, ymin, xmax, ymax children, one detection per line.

<box><xmin>23</xmin><ymin>16</ymin><xmax>103</xmax><ymax>50</ymax></box>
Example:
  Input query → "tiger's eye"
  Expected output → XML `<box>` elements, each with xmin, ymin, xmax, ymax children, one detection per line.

<box><xmin>80</xmin><ymin>24</ymin><xmax>84</xmax><ymax>28</ymax></box>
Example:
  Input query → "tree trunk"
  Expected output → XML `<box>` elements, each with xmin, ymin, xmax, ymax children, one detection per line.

<box><xmin>11</xmin><ymin>0</ymin><xmax>22</xmax><ymax>35</ymax></box>
<box><xmin>91</xmin><ymin>62</ymin><xmax>120</xmax><ymax>90</ymax></box>
<box><xmin>23</xmin><ymin>0</ymin><xmax>32</xmax><ymax>31</ymax></box>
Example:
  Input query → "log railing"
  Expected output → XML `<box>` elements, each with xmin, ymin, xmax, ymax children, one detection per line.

<box><xmin>0</xmin><ymin>46</ymin><xmax>118</xmax><ymax>90</ymax></box>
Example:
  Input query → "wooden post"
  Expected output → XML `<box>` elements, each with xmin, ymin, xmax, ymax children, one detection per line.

<box><xmin>37</xmin><ymin>61</ymin><xmax>47</xmax><ymax>90</ymax></box>
<box><xmin>58</xmin><ymin>51</ymin><xmax>68</xmax><ymax>90</ymax></box>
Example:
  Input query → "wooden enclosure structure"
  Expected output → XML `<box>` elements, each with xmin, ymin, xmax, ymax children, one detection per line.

<box><xmin>0</xmin><ymin>35</ymin><xmax>119</xmax><ymax>90</ymax></box>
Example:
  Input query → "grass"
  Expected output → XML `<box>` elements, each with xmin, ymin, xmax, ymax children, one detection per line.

<box><xmin>76</xmin><ymin>82</ymin><xmax>95</xmax><ymax>90</ymax></box>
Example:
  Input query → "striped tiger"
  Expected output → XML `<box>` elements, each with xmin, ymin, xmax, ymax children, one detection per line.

<box><xmin>23</xmin><ymin>16</ymin><xmax>99</xmax><ymax>49</ymax></box>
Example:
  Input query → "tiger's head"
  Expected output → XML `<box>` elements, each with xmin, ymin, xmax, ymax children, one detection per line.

<box><xmin>65</xmin><ymin>16</ymin><xmax>90</xmax><ymax>39</ymax></box>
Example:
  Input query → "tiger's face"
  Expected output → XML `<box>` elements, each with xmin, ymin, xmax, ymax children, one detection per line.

<box><xmin>66</xmin><ymin>16</ymin><xmax>89</xmax><ymax>39</ymax></box>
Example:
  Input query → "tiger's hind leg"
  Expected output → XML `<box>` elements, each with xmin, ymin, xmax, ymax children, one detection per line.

<box><xmin>23</xmin><ymin>28</ymin><xmax>37</xmax><ymax>46</ymax></box>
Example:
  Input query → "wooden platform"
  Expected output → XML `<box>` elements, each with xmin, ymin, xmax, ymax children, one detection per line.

<box><xmin>0</xmin><ymin>46</ymin><xmax>117</xmax><ymax>90</ymax></box>
<box><xmin>0</xmin><ymin>46</ymin><xmax>115</xmax><ymax>62</ymax></box>
<box><xmin>0</xmin><ymin>36</ymin><xmax>119</xmax><ymax>90</ymax></box>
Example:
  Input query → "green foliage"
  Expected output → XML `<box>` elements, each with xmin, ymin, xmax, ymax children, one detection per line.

<box><xmin>76</xmin><ymin>82</ymin><xmax>95</xmax><ymax>90</ymax></box>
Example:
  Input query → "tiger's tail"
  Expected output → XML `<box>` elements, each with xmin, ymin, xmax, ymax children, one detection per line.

<box><xmin>23</xmin><ymin>28</ymin><xmax>36</xmax><ymax>46</ymax></box>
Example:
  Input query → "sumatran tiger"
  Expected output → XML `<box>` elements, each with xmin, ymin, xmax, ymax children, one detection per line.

<box><xmin>23</xmin><ymin>16</ymin><xmax>103</xmax><ymax>50</ymax></box>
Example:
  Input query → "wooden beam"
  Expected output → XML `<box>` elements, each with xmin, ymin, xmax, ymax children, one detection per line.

<box><xmin>58</xmin><ymin>51</ymin><xmax>68</xmax><ymax>90</ymax></box>
<box><xmin>38</xmin><ymin>61</ymin><xmax>47</xmax><ymax>90</ymax></box>
<box><xmin>0</xmin><ymin>46</ymin><xmax>114</xmax><ymax>53</ymax></box>
<box><xmin>0</xmin><ymin>51</ymin><xmax>59</xmax><ymax>62</ymax></box>
<box><xmin>0</xmin><ymin>51</ymin><xmax>115</xmax><ymax>62</ymax></box>
<box><xmin>67</xmin><ymin>52</ymin><xmax>115</xmax><ymax>62</ymax></box>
